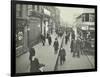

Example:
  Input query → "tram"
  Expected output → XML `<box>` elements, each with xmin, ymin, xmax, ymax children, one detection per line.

<box><xmin>78</xmin><ymin>26</ymin><xmax>95</xmax><ymax>53</ymax></box>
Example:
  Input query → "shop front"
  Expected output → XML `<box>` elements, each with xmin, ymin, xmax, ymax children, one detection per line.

<box><xmin>16</xmin><ymin>18</ymin><xmax>27</xmax><ymax>56</ymax></box>
<box><xmin>28</xmin><ymin>17</ymin><xmax>41</xmax><ymax>48</ymax></box>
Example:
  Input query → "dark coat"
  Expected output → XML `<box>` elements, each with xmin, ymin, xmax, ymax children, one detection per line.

<box><xmin>70</xmin><ymin>39</ymin><xmax>74</xmax><ymax>50</ymax></box>
<box><xmin>30</xmin><ymin>58</ymin><xmax>41</xmax><ymax>72</ymax></box>
<box><xmin>65</xmin><ymin>35</ymin><xmax>68</xmax><ymax>44</ymax></box>
<box><xmin>41</xmin><ymin>34</ymin><xmax>45</xmax><ymax>42</ymax></box>
<box><xmin>47</xmin><ymin>33</ymin><xmax>49</xmax><ymax>39</ymax></box>
<box><xmin>59</xmin><ymin>48</ymin><xmax>66</xmax><ymax>61</ymax></box>
<box><xmin>43</xmin><ymin>35</ymin><xmax>45</xmax><ymax>42</ymax></box>
<box><xmin>53</xmin><ymin>40</ymin><xmax>59</xmax><ymax>51</ymax></box>
<box><xmin>68</xmin><ymin>33</ymin><xmax>70</xmax><ymax>39</ymax></box>
<box><xmin>72</xmin><ymin>39</ymin><xmax>81</xmax><ymax>52</ymax></box>
<box><xmin>29</xmin><ymin>48</ymin><xmax>35</xmax><ymax>62</ymax></box>
<box><xmin>41</xmin><ymin>34</ymin><xmax>43</xmax><ymax>40</ymax></box>
<box><xmin>48</xmin><ymin>36</ymin><xmax>52</xmax><ymax>44</ymax></box>
<box><xmin>59</xmin><ymin>48</ymin><xmax>66</xmax><ymax>57</ymax></box>
<box><xmin>71</xmin><ymin>40</ymin><xmax>76</xmax><ymax>52</ymax></box>
<box><xmin>72</xmin><ymin>32</ymin><xmax>75</xmax><ymax>40</ymax></box>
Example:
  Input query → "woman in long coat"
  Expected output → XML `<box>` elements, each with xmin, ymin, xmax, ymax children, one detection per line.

<box><xmin>65</xmin><ymin>34</ymin><xmax>68</xmax><ymax>44</ymax></box>
<box><xmin>72</xmin><ymin>39</ymin><xmax>77</xmax><ymax>57</ymax></box>
<box><xmin>70</xmin><ymin>32</ymin><xmax>75</xmax><ymax>53</ymax></box>
<box><xmin>76</xmin><ymin>38</ymin><xmax>80</xmax><ymax>57</ymax></box>
<box><xmin>53</xmin><ymin>38</ymin><xmax>59</xmax><ymax>54</ymax></box>
<box><xmin>48</xmin><ymin>35</ymin><xmax>52</xmax><ymax>45</ymax></box>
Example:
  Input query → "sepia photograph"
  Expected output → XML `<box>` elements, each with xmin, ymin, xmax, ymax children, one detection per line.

<box><xmin>11</xmin><ymin>0</ymin><xmax>97</xmax><ymax>76</ymax></box>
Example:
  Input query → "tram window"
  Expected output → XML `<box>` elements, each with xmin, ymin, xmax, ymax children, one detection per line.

<box><xmin>85</xmin><ymin>13</ymin><xmax>89</xmax><ymax>22</ymax></box>
<box><xmin>89</xmin><ymin>13</ymin><xmax>95</xmax><ymax>22</ymax></box>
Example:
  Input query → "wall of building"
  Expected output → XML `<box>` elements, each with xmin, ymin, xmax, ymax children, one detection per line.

<box><xmin>41</xmin><ymin>6</ymin><xmax>60</xmax><ymax>35</ymax></box>
<box><xmin>16</xmin><ymin>4</ymin><xmax>43</xmax><ymax>56</ymax></box>
<box><xmin>16</xmin><ymin>4</ymin><xmax>60</xmax><ymax>56</ymax></box>
<box><xmin>16</xmin><ymin>4</ymin><xmax>28</xmax><ymax>56</ymax></box>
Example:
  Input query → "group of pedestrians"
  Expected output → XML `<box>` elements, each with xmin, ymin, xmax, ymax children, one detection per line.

<box><xmin>29</xmin><ymin>32</ymin><xmax>54</xmax><ymax>73</ymax></box>
<box><xmin>29</xmin><ymin>31</ymin><xmax>72</xmax><ymax>72</ymax></box>
<box><xmin>58</xmin><ymin>32</ymin><xmax>70</xmax><ymax>65</ymax></box>
<box><xmin>70</xmin><ymin>30</ymin><xmax>84</xmax><ymax>58</ymax></box>
<box><xmin>58</xmin><ymin>29</ymin><xmax>84</xmax><ymax>66</ymax></box>
<box><xmin>41</xmin><ymin>32</ymin><xmax>52</xmax><ymax>46</ymax></box>
<box><xmin>29</xmin><ymin>32</ymin><xmax>61</xmax><ymax>72</ymax></box>
<box><xmin>58</xmin><ymin>29</ymin><xmax>85</xmax><ymax>65</ymax></box>
<box><xmin>41</xmin><ymin>31</ymin><xmax>67</xmax><ymax>66</ymax></box>
<box><xmin>41</xmin><ymin>32</ymin><xmax>60</xmax><ymax>55</ymax></box>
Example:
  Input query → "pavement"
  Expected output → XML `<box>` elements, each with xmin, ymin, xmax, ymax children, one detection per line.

<box><xmin>16</xmin><ymin>32</ymin><xmax>63</xmax><ymax>73</ymax></box>
<box><xmin>57</xmin><ymin>33</ymin><xmax>95</xmax><ymax>71</ymax></box>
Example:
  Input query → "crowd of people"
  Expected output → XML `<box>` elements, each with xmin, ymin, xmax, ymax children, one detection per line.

<box><xmin>28</xmin><ymin>28</ymin><xmax>87</xmax><ymax>72</ymax></box>
<box><xmin>70</xmin><ymin>29</ymin><xmax>86</xmax><ymax>58</ymax></box>
<box><xmin>58</xmin><ymin>31</ymin><xmax>70</xmax><ymax>65</ymax></box>
<box><xmin>29</xmin><ymin>31</ymin><xmax>61</xmax><ymax>73</ymax></box>
<box><xmin>58</xmin><ymin>29</ymin><xmax>86</xmax><ymax>65</ymax></box>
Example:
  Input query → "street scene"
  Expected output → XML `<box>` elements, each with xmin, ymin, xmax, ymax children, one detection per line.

<box><xmin>16</xmin><ymin>4</ymin><xmax>95</xmax><ymax>73</ymax></box>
